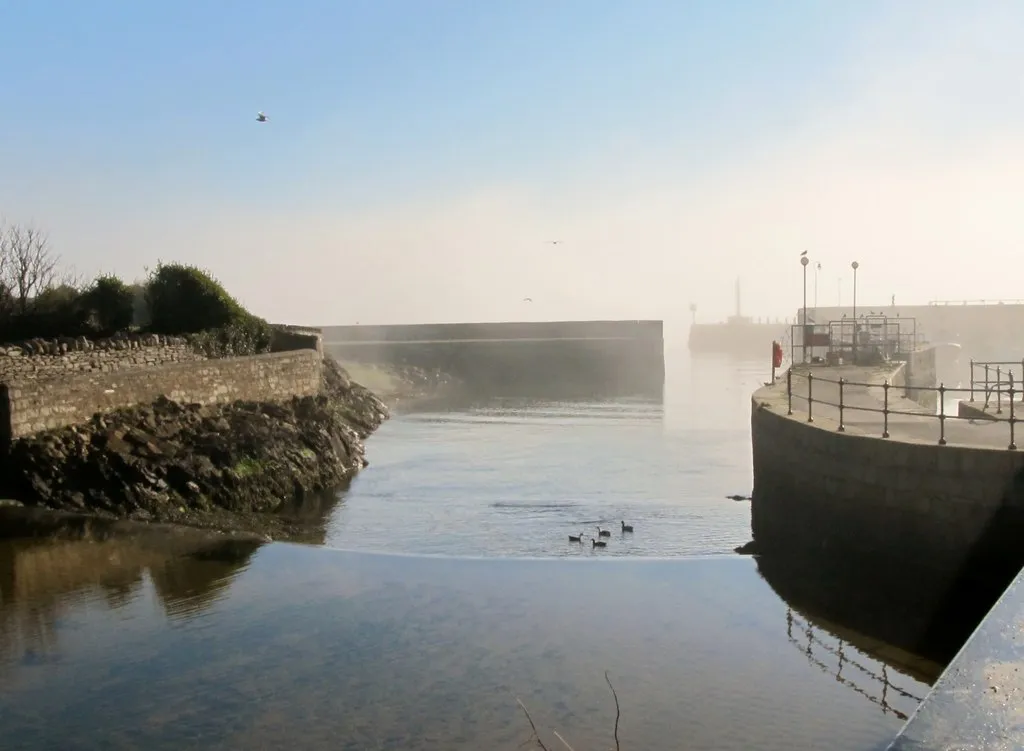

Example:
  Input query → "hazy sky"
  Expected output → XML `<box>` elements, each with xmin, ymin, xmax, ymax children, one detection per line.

<box><xmin>1</xmin><ymin>1</ymin><xmax>1022</xmax><ymax>326</ymax></box>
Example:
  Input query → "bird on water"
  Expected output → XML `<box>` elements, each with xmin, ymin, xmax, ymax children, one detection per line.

<box><xmin>568</xmin><ymin>533</ymin><xmax>583</xmax><ymax>543</ymax></box>
<box><xmin>621</xmin><ymin>521</ymin><xmax>633</xmax><ymax>533</ymax></box>
<box><xmin>596</xmin><ymin>527</ymin><xmax>611</xmax><ymax>537</ymax></box>
<box><xmin>591</xmin><ymin>538</ymin><xmax>607</xmax><ymax>548</ymax></box>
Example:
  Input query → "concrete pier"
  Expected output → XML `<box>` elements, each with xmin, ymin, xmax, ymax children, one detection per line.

<box><xmin>750</xmin><ymin>349</ymin><xmax>1024</xmax><ymax>666</ymax></box>
<box><xmin>888</xmin><ymin>563</ymin><xmax>1024</xmax><ymax>749</ymax></box>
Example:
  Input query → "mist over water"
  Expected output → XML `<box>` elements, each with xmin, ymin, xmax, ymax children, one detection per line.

<box><xmin>325</xmin><ymin>344</ymin><xmax>761</xmax><ymax>558</ymax></box>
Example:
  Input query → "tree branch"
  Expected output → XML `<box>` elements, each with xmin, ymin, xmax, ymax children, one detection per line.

<box><xmin>605</xmin><ymin>671</ymin><xmax>621</xmax><ymax>751</ymax></box>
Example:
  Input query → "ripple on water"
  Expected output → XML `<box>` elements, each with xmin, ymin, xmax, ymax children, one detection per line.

<box><xmin>324</xmin><ymin>385</ymin><xmax>757</xmax><ymax>558</ymax></box>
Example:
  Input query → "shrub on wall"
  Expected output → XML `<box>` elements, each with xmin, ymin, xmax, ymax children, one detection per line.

<box><xmin>15</xmin><ymin>284</ymin><xmax>89</xmax><ymax>340</ymax></box>
<box><xmin>145</xmin><ymin>263</ymin><xmax>271</xmax><ymax>356</ymax></box>
<box><xmin>82</xmin><ymin>275</ymin><xmax>135</xmax><ymax>335</ymax></box>
<box><xmin>145</xmin><ymin>263</ymin><xmax>249</xmax><ymax>334</ymax></box>
<box><xmin>187</xmin><ymin>318</ymin><xmax>273</xmax><ymax>357</ymax></box>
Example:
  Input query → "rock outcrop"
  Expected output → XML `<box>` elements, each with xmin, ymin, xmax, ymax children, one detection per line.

<box><xmin>0</xmin><ymin>356</ymin><xmax>388</xmax><ymax>539</ymax></box>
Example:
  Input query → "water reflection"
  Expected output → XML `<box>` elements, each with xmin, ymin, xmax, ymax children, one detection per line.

<box><xmin>0</xmin><ymin>532</ymin><xmax>261</xmax><ymax>672</ymax></box>
<box><xmin>0</xmin><ymin>543</ymin><xmax>927</xmax><ymax>750</ymax></box>
<box><xmin>782</xmin><ymin>608</ymin><xmax>925</xmax><ymax>723</ymax></box>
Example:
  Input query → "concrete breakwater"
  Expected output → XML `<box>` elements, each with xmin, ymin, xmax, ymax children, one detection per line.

<box><xmin>321</xmin><ymin>320</ymin><xmax>666</xmax><ymax>399</ymax></box>
<box><xmin>749</xmin><ymin>347</ymin><xmax>1024</xmax><ymax>663</ymax></box>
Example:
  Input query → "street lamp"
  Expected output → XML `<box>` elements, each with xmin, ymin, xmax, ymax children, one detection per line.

<box><xmin>851</xmin><ymin>261</ymin><xmax>860</xmax><ymax>361</ymax></box>
<box><xmin>689</xmin><ymin>302</ymin><xmax>697</xmax><ymax>325</ymax></box>
<box><xmin>801</xmin><ymin>255</ymin><xmax>810</xmax><ymax>362</ymax></box>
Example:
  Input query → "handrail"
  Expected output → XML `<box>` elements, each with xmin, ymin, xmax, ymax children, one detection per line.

<box><xmin>928</xmin><ymin>299</ymin><xmax>1024</xmax><ymax>306</ymax></box>
<box><xmin>784</xmin><ymin>367</ymin><xmax>1020</xmax><ymax>450</ymax></box>
<box><xmin>968</xmin><ymin>359</ymin><xmax>1024</xmax><ymax>410</ymax></box>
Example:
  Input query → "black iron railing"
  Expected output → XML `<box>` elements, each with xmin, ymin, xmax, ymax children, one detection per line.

<box><xmin>785</xmin><ymin>367</ymin><xmax>1020</xmax><ymax>450</ymax></box>
<box><xmin>968</xmin><ymin>359</ymin><xmax>1024</xmax><ymax>411</ymax></box>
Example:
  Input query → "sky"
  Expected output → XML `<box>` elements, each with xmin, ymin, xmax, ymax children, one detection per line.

<box><xmin>1</xmin><ymin>0</ymin><xmax>1023</xmax><ymax>326</ymax></box>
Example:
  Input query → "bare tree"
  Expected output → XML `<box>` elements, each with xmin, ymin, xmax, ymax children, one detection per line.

<box><xmin>0</xmin><ymin>221</ymin><xmax>61</xmax><ymax>313</ymax></box>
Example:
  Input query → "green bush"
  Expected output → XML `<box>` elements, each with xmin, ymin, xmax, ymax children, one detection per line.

<box><xmin>144</xmin><ymin>262</ymin><xmax>271</xmax><ymax>355</ymax></box>
<box><xmin>145</xmin><ymin>263</ymin><xmax>253</xmax><ymax>334</ymax></box>
<box><xmin>17</xmin><ymin>284</ymin><xmax>88</xmax><ymax>339</ymax></box>
<box><xmin>82</xmin><ymin>275</ymin><xmax>135</xmax><ymax>335</ymax></box>
<box><xmin>187</xmin><ymin>319</ymin><xmax>273</xmax><ymax>357</ymax></box>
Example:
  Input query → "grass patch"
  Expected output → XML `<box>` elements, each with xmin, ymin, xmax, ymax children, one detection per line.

<box><xmin>233</xmin><ymin>457</ymin><xmax>264</xmax><ymax>478</ymax></box>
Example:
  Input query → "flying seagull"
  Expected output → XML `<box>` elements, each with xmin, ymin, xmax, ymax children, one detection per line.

<box><xmin>546</xmin><ymin>240</ymin><xmax>562</xmax><ymax>245</ymax></box>
<box><xmin>523</xmin><ymin>297</ymin><xmax>533</xmax><ymax>302</ymax></box>
<box><xmin>256</xmin><ymin>111</ymin><xmax>268</xmax><ymax>123</ymax></box>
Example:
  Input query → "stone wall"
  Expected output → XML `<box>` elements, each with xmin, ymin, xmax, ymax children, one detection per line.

<box><xmin>1</xmin><ymin>350</ymin><xmax>322</xmax><ymax>441</ymax></box>
<box><xmin>0</xmin><ymin>334</ymin><xmax>205</xmax><ymax>383</ymax></box>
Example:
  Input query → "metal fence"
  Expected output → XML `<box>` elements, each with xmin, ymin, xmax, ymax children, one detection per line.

<box><xmin>969</xmin><ymin>359</ymin><xmax>1024</xmax><ymax>411</ymax></box>
<box><xmin>785</xmin><ymin>365</ymin><xmax>1021</xmax><ymax>450</ymax></box>
<box><xmin>785</xmin><ymin>608</ymin><xmax>924</xmax><ymax>722</ymax></box>
<box><xmin>789</xmin><ymin>315</ymin><xmax>921</xmax><ymax>365</ymax></box>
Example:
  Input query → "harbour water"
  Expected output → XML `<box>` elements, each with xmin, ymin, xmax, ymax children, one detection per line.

<box><xmin>0</xmin><ymin>348</ymin><xmax>935</xmax><ymax>750</ymax></box>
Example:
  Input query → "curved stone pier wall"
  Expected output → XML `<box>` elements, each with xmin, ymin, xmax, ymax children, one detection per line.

<box><xmin>750</xmin><ymin>373</ymin><xmax>1024</xmax><ymax>661</ymax></box>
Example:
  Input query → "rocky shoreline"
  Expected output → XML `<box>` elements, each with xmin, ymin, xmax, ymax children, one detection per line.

<box><xmin>0</xmin><ymin>357</ymin><xmax>393</xmax><ymax>541</ymax></box>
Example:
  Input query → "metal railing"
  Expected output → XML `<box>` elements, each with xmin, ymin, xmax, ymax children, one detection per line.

<box><xmin>969</xmin><ymin>359</ymin><xmax>1024</xmax><ymax>412</ymax></box>
<box><xmin>929</xmin><ymin>298</ymin><xmax>1024</xmax><ymax>306</ymax></box>
<box><xmin>785</xmin><ymin>367</ymin><xmax>1021</xmax><ymax>450</ymax></box>
<box><xmin>789</xmin><ymin>315</ymin><xmax>921</xmax><ymax>365</ymax></box>
<box><xmin>785</xmin><ymin>608</ymin><xmax>924</xmax><ymax>722</ymax></box>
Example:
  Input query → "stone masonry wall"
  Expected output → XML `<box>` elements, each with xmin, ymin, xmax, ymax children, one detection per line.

<box><xmin>750</xmin><ymin>390</ymin><xmax>1024</xmax><ymax>578</ymax></box>
<box><xmin>0</xmin><ymin>334</ymin><xmax>205</xmax><ymax>383</ymax></box>
<box><xmin>1</xmin><ymin>350</ymin><xmax>323</xmax><ymax>440</ymax></box>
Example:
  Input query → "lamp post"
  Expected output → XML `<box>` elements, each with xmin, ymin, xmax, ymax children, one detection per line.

<box><xmin>851</xmin><ymin>261</ymin><xmax>860</xmax><ymax>361</ymax></box>
<box><xmin>801</xmin><ymin>255</ymin><xmax>810</xmax><ymax>362</ymax></box>
<box><xmin>689</xmin><ymin>303</ymin><xmax>697</xmax><ymax>325</ymax></box>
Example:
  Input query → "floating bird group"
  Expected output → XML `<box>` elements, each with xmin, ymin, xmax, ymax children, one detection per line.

<box><xmin>568</xmin><ymin>521</ymin><xmax>634</xmax><ymax>550</ymax></box>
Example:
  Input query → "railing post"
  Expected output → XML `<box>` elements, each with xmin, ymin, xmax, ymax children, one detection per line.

<box><xmin>1010</xmin><ymin>372</ymin><xmax>1017</xmax><ymax>451</ymax></box>
<box><xmin>837</xmin><ymin>378</ymin><xmax>846</xmax><ymax>432</ymax></box>
<box><xmin>969</xmin><ymin>359</ymin><xmax>975</xmax><ymax>401</ymax></box>
<box><xmin>882</xmin><ymin>379</ymin><xmax>890</xmax><ymax>438</ymax></box>
<box><xmin>787</xmin><ymin>368</ymin><xmax>793</xmax><ymax>415</ymax></box>
<box><xmin>985</xmin><ymin>364</ymin><xmax>991</xmax><ymax>405</ymax></box>
<box><xmin>807</xmin><ymin>372</ymin><xmax>814</xmax><ymax>423</ymax></box>
<box><xmin>938</xmin><ymin>383</ymin><xmax>947</xmax><ymax>445</ymax></box>
<box><xmin>997</xmin><ymin>366</ymin><xmax>1003</xmax><ymax>414</ymax></box>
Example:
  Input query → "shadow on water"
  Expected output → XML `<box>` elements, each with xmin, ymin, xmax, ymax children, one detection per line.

<box><xmin>751</xmin><ymin>465</ymin><xmax>1024</xmax><ymax>668</ymax></box>
<box><xmin>755</xmin><ymin>554</ymin><xmax>944</xmax><ymax>685</ymax></box>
